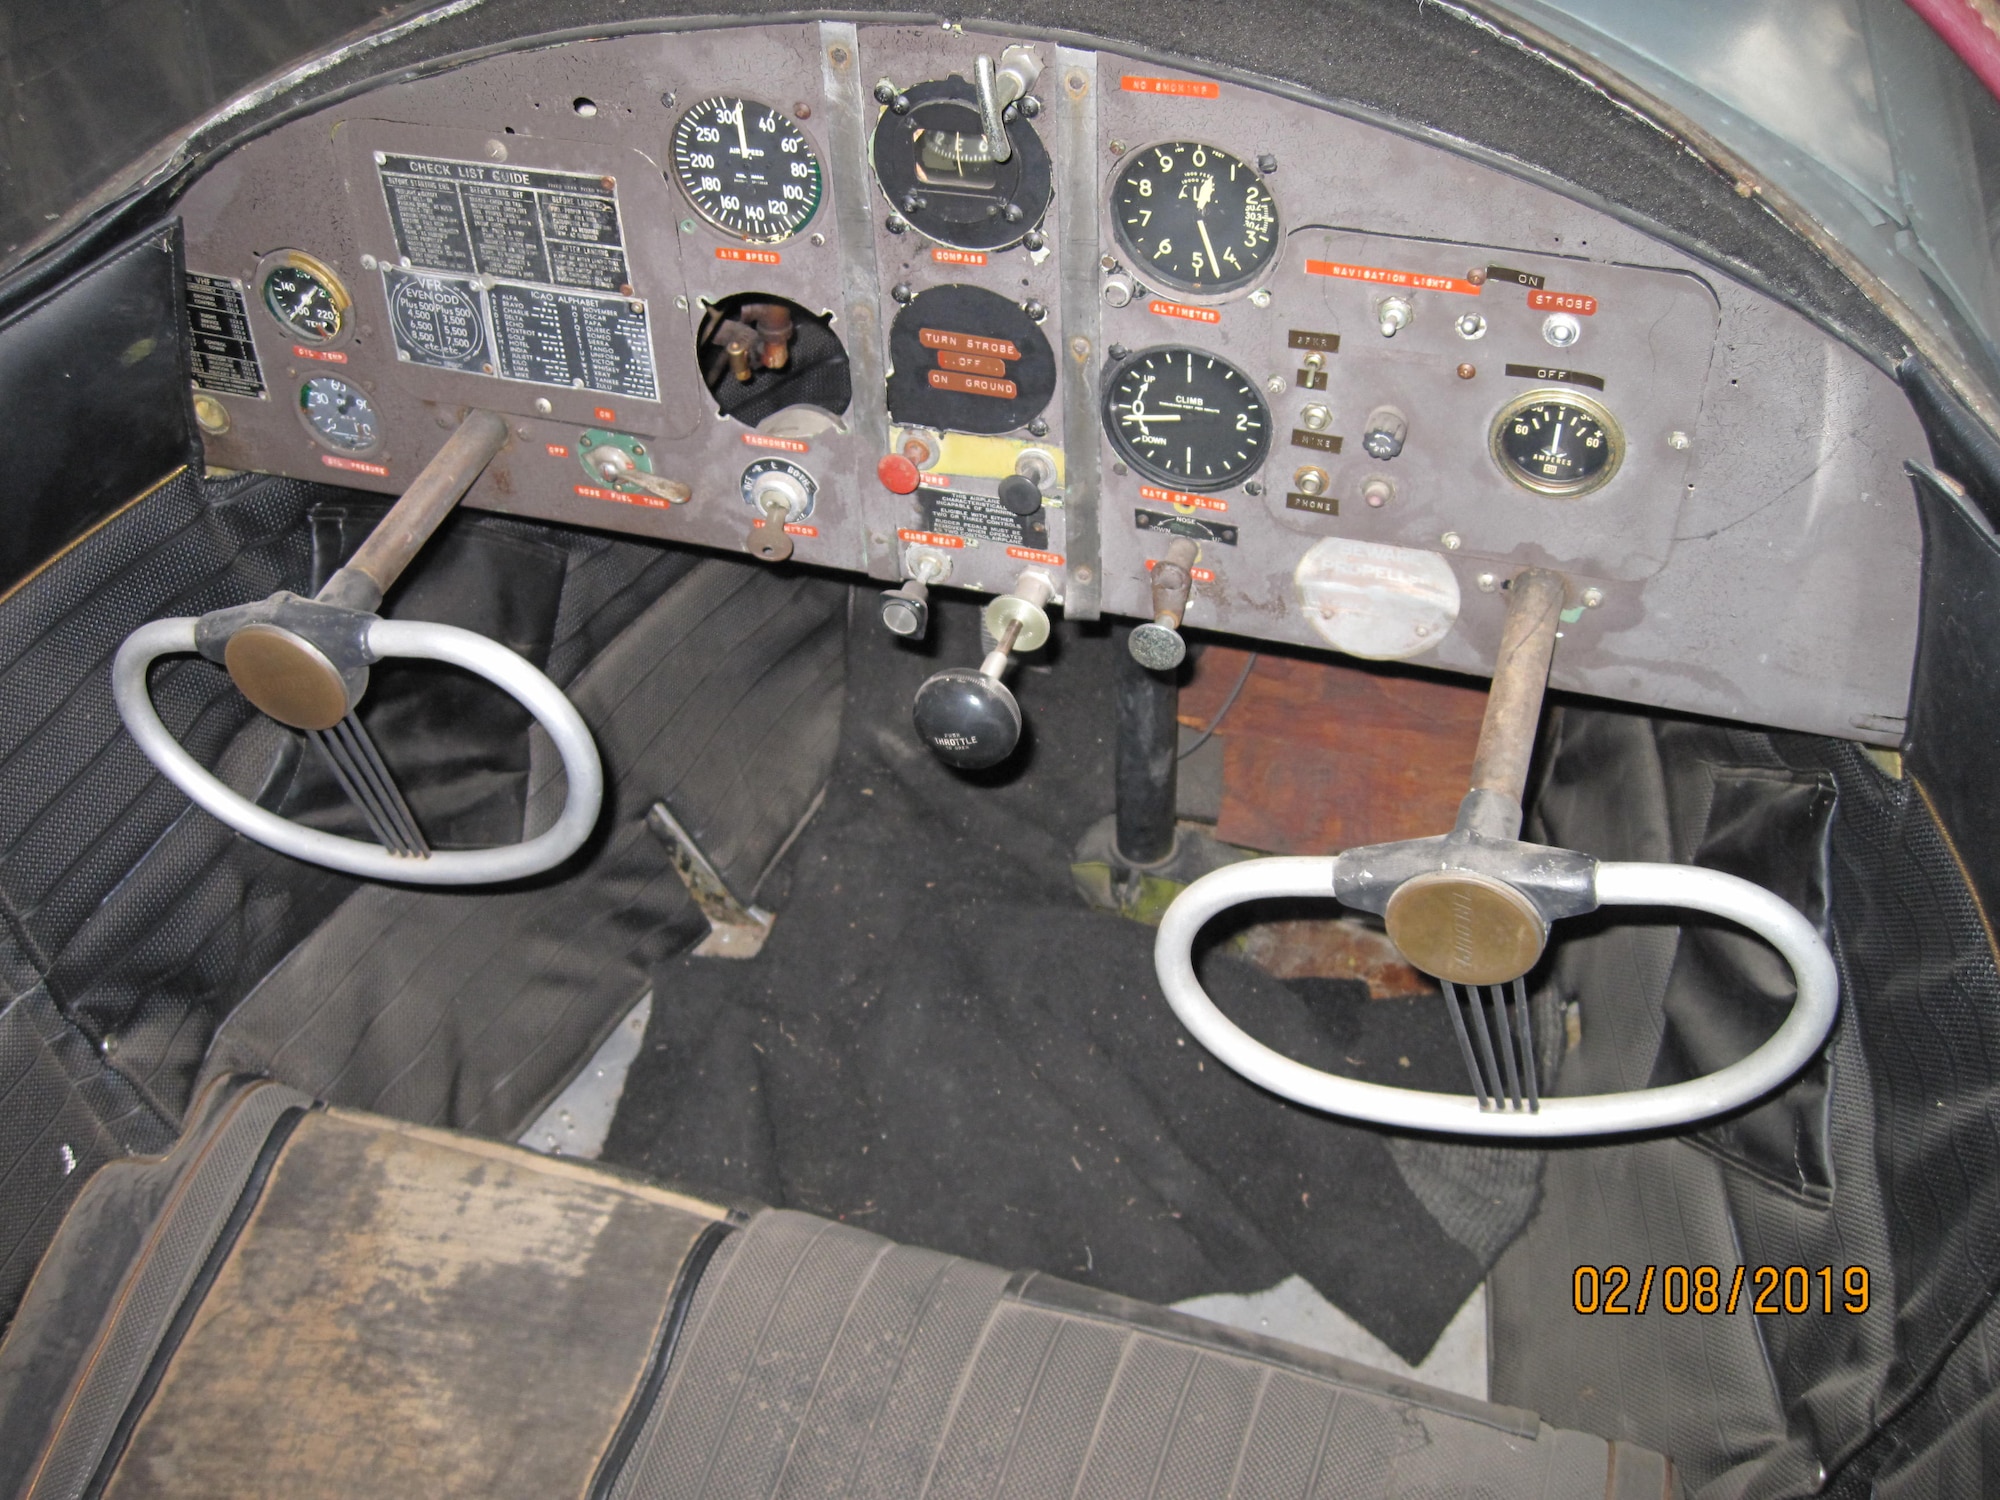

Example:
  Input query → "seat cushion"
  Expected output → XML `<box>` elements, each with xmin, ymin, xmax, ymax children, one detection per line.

<box><xmin>0</xmin><ymin>1078</ymin><xmax>1674</xmax><ymax>1500</ymax></box>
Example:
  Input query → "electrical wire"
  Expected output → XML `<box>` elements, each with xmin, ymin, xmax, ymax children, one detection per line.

<box><xmin>1177</xmin><ymin>651</ymin><xmax>1258</xmax><ymax>759</ymax></box>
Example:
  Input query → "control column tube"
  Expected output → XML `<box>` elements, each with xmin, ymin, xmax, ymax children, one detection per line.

<box><xmin>1463</xmin><ymin>567</ymin><xmax>1566</xmax><ymax>839</ymax></box>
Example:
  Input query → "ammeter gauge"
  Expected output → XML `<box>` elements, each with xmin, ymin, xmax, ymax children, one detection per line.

<box><xmin>1490</xmin><ymin>389</ymin><xmax>1623</xmax><ymax>497</ymax></box>
<box><xmin>262</xmin><ymin>253</ymin><xmax>351</xmax><ymax>344</ymax></box>
<box><xmin>1104</xmin><ymin>346</ymin><xmax>1270</xmax><ymax>491</ymax></box>
<box><xmin>1111</xmin><ymin>142</ymin><xmax>1279</xmax><ymax>295</ymax></box>
<box><xmin>298</xmin><ymin>376</ymin><xmax>381</xmax><ymax>454</ymax></box>
<box><xmin>672</xmin><ymin>97</ymin><xmax>823</xmax><ymax>242</ymax></box>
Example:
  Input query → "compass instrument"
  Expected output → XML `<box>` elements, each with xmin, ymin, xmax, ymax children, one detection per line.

<box><xmin>1104</xmin><ymin>346</ymin><xmax>1270</xmax><ymax>491</ymax></box>
<box><xmin>1111</xmin><ymin>142</ymin><xmax>1279</xmax><ymax>295</ymax></box>
<box><xmin>1490</xmin><ymin>389</ymin><xmax>1624</xmax><ymax>496</ymax></box>
<box><xmin>672</xmin><ymin>96</ymin><xmax>823</xmax><ymax>242</ymax></box>
<box><xmin>871</xmin><ymin>77</ymin><xmax>1052</xmax><ymax>252</ymax></box>
<box><xmin>261</xmin><ymin>253</ymin><xmax>350</xmax><ymax>344</ymax></box>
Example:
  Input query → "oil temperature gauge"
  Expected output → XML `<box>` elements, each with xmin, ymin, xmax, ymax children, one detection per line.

<box><xmin>298</xmin><ymin>376</ymin><xmax>380</xmax><ymax>454</ymax></box>
<box><xmin>262</xmin><ymin>253</ymin><xmax>350</xmax><ymax>344</ymax></box>
<box><xmin>1490</xmin><ymin>389</ymin><xmax>1623</xmax><ymax>497</ymax></box>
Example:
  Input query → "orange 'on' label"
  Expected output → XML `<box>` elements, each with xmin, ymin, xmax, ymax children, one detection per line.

<box><xmin>593</xmin><ymin>407</ymin><xmax>616</xmax><ymax>423</ymax></box>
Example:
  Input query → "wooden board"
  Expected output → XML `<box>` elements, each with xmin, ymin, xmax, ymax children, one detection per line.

<box><xmin>1179</xmin><ymin>646</ymin><xmax>1488</xmax><ymax>856</ymax></box>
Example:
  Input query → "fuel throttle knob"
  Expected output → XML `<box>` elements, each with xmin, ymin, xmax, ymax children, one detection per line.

<box><xmin>912</xmin><ymin>570</ymin><xmax>1052</xmax><ymax>768</ymax></box>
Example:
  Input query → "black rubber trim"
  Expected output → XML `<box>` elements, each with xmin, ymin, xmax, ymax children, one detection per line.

<box><xmin>588</xmin><ymin>1219</ymin><xmax>735</xmax><ymax>1500</ymax></box>
<box><xmin>78</xmin><ymin>1103</ymin><xmax>312</xmax><ymax>1500</ymax></box>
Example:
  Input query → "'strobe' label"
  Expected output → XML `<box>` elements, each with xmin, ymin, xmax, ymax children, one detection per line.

<box><xmin>376</xmin><ymin>152</ymin><xmax>657</xmax><ymax>400</ymax></box>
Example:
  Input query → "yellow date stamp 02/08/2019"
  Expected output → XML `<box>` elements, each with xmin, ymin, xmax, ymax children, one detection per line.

<box><xmin>1573</xmin><ymin>1265</ymin><xmax>1872</xmax><ymax>1316</ymax></box>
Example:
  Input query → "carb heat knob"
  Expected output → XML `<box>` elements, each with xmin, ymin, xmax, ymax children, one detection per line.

<box><xmin>911</xmin><ymin>570</ymin><xmax>1052</xmax><ymax>768</ymax></box>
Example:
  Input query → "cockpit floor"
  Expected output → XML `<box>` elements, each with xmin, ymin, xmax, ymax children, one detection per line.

<box><xmin>600</xmin><ymin>592</ymin><xmax>1537</xmax><ymax>1366</ymax></box>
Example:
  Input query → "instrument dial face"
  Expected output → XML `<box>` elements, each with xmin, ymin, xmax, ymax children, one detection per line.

<box><xmin>1104</xmin><ymin>346</ymin><xmax>1270</xmax><ymax>491</ymax></box>
<box><xmin>262</xmin><ymin>257</ymin><xmax>348</xmax><ymax>343</ymax></box>
<box><xmin>1491</xmin><ymin>389</ymin><xmax>1623</xmax><ymax>496</ymax></box>
<box><xmin>299</xmin><ymin>376</ymin><xmax>381</xmax><ymax>454</ymax></box>
<box><xmin>673</xmin><ymin>96</ymin><xmax>823</xmax><ymax>242</ymax></box>
<box><xmin>1111</xmin><ymin>142</ymin><xmax>1279</xmax><ymax>294</ymax></box>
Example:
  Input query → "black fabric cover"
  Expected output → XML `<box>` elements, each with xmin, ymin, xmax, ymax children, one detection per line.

<box><xmin>198</xmin><ymin>558</ymin><xmax>850</xmax><ymax>1137</ymax></box>
<box><xmin>605</xmin><ymin>597</ymin><xmax>1517</xmax><ymax>1365</ymax></box>
<box><xmin>0</xmin><ymin>223</ymin><xmax>193</xmax><ymax>592</ymax></box>
<box><xmin>1489</xmin><ymin>707</ymin><xmax>2000</xmax><ymax>1500</ymax></box>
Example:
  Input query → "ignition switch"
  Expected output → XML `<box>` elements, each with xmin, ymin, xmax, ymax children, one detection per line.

<box><xmin>742</xmin><ymin>458</ymin><xmax>816</xmax><ymax>563</ymax></box>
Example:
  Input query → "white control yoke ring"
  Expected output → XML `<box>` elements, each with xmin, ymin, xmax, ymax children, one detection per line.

<box><xmin>113</xmin><ymin>616</ymin><xmax>604</xmax><ymax>885</ymax></box>
<box><xmin>1153</xmin><ymin>856</ymin><xmax>1838</xmax><ymax>1138</ymax></box>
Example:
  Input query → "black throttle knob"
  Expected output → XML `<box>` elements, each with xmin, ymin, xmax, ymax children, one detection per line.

<box><xmin>912</xmin><ymin>667</ymin><xmax>1022</xmax><ymax>768</ymax></box>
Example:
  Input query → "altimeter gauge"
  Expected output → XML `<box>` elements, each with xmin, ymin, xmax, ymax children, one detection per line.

<box><xmin>672</xmin><ymin>97</ymin><xmax>824</xmax><ymax>242</ymax></box>
<box><xmin>1111</xmin><ymin>141</ymin><xmax>1279</xmax><ymax>295</ymax></box>
<box><xmin>1104</xmin><ymin>346</ymin><xmax>1270</xmax><ymax>491</ymax></box>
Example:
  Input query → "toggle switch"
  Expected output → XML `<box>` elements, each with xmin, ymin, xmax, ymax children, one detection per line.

<box><xmin>912</xmin><ymin>570</ymin><xmax>1053</xmax><ymax>767</ymax></box>
<box><xmin>1129</xmin><ymin>537</ymin><xmax>1200</xmax><ymax>670</ymax></box>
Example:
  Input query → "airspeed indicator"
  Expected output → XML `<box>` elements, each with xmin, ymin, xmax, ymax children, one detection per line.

<box><xmin>1104</xmin><ymin>346</ymin><xmax>1270</xmax><ymax>491</ymax></box>
<box><xmin>672</xmin><ymin>97</ymin><xmax>823</xmax><ymax>242</ymax></box>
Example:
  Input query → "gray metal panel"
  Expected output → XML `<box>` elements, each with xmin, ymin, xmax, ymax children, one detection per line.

<box><xmin>174</xmin><ymin>21</ymin><xmax>1925</xmax><ymax>746</ymax></box>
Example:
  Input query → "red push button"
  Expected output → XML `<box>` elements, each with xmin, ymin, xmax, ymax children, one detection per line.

<box><xmin>877</xmin><ymin>453</ymin><xmax>921</xmax><ymax>494</ymax></box>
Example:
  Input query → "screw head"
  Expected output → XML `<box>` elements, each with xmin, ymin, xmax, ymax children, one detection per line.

<box><xmin>1248</xmin><ymin>288</ymin><xmax>1272</xmax><ymax>308</ymax></box>
<box><xmin>886</xmin><ymin>213</ymin><xmax>908</xmax><ymax>234</ymax></box>
<box><xmin>1023</xmin><ymin>298</ymin><xmax>1046</xmax><ymax>321</ymax></box>
<box><xmin>1265</xmin><ymin>375</ymin><xmax>1287</xmax><ymax>396</ymax></box>
<box><xmin>1257</xmin><ymin>152</ymin><xmax>1278</xmax><ymax>174</ymax></box>
<box><xmin>1582</xmin><ymin>587</ymin><xmax>1605</xmax><ymax>608</ymax></box>
<box><xmin>533</xmin><ymin>397</ymin><xmax>553</xmax><ymax>415</ymax></box>
<box><xmin>1023</xmin><ymin>229</ymin><xmax>1045</xmax><ymax>252</ymax></box>
<box><xmin>1668</xmin><ymin>430</ymin><xmax>1691</xmax><ymax>450</ymax></box>
<box><xmin>810</xmin><ymin>232</ymin><xmax>826</xmax><ymax>247</ymax></box>
<box><xmin>1441</xmin><ymin>531</ymin><xmax>1463</xmax><ymax>550</ymax></box>
<box><xmin>660</xmin><ymin>91</ymin><xmax>677</xmax><ymax>109</ymax></box>
<box><xmin>891</xmin><ymin>94</ymin><xmax>911</xmax><ymax>115</ymax></box>
<box><xmin>874</xmin><ymin>79</ymin><xmax>897</xmax><ymax>102</ymax></box>
<box><xmin>1108</xmin><ymin>139</ymin><xmax>1127</xmax><ymax>155</ymax></box>
<box><xmin>679</xmin><ymin>218</ymin><xmax>695</xmax><ymax>233</ymax></box>
<box><xmin>1467</xmin><ymin>267</ymin><xmax>1487</xmax><ymax>286</ymax></box>
<box><xmin>891</xmin><ymin>283</ymin><xmax>914</xmax><ymax>304</ymax></box>
<box><xmin>1243</xmin><ymin>479</ymin><xmax>1264</xmax><ymax>497</ymax></box>
<box><xmin>1457</xmin><ymin>363</ymin><xmax>1477</xmax><ymax>380</ymax></box>
<box><xmin>1028</xmin><ymin>417</ymin><xmax>1050</xmax><ymax>437</ymax></box>
<box><xmin>1477</xmin><ymin>572</ymin><xmax>1497</xmax><ymax>592</ymax></box>
<box><xmin>1107</xmin><ymin>342</ymin><xmax>1129</xmax><ymax>361</ymax></box>
<box><xmin>1455</xmin><ymin>312</ymin><xmax>1487</xmax><ymax>340</ymax></box>
<box><xmin>360</xmin><ymin>253</ymin><xmax>378</xmax><ymax>271</ymax></box>
<box><xmin>1018</xmin><ymin>94</ymin><xmax>1041</xmax><ymax>118</ymax></box>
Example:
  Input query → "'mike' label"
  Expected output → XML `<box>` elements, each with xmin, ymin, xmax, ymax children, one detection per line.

<box><xmin>1291</xmin><ymin>430</ymin><xmax>1342</xmax><ymax>453</ymax></box>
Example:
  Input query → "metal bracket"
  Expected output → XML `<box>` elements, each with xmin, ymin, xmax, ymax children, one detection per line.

<box><xmin>647</xmin><ymin>801</ymin><xmax>774</xmax><ymax>959</ymax></box>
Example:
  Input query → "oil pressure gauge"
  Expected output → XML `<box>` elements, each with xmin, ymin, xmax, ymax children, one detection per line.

<box><xmin>672</xmin><ymin>96</ymin><xmax>823</xmax><ymax>242</ymax></box>
<box><xmin>262</xmin><ymin>253</ymin><xmax>350</xmax><ymax>344</ymax></box>
<box><xmin>298</xmin><ymin>376</ymin><xmax>381</xmax><ymax>454</ymax></box>
<box><xmin>1111</xmin><ymin>142</ymin><xmax>1279</xmax><ymax>295</ymax></box>
<box><xmin>1490</xmin><ymin>389</ymin><xmax>1623</xmax><ymax>497</ymax></box>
